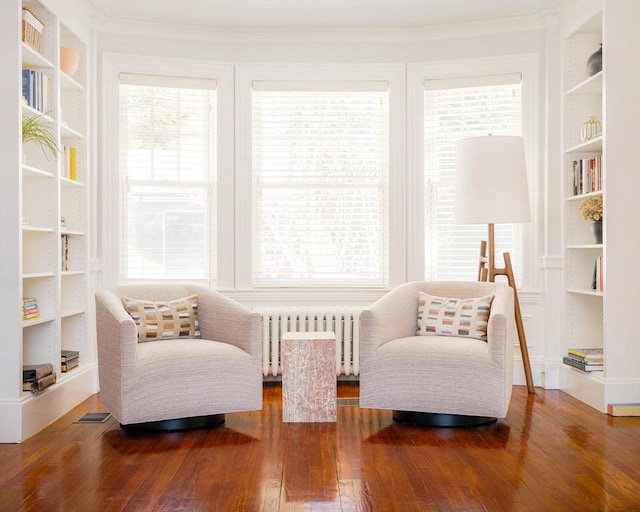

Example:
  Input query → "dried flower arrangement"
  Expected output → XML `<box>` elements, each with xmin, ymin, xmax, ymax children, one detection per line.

<box><xmin>579</xmin><ymin>196</ymin><xmax>603</xmax><ymax>221</ymax></box>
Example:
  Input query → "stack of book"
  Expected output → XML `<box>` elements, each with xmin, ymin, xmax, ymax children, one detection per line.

<box><xmin>23</xmin><ymin>363</ymin><xmax>56</xmax><ymax>393</ymax></box>
<box><xmin>563</xmin><ymin>348</ymin><xmax>604</xmax><ymax>372</ymax></box>
<box><xmin>61</xmin><ymin>350</ymin><xmax>79</xmax><ymax>372</ymax></box>
<box><xmin>23</xmin><ymin>297</ymin><xmax>39</xmax><ymax>320</ymax></box>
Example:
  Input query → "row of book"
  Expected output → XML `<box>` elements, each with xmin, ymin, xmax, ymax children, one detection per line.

<box><xmin>22</xmin><ymin>68</ymin><xmax>51</xmax><ymax>114</ymax></box>
<box><xmin>61</xmin><ymin>145</ymin><xmax>78</xmax><ymax>180</ymax></box>
<box><xmin>563</xmin><ymin>348</ymin><xmax>603</xmax><ymax>372</ymax></box>
<box><xmin>571</xmin><ymin>156</ymin><xmax>602</xmax><ymax>196</ymax></box>
<box><xmin>592</xmin><ymin>256</ymin><xmax>604</xmax><ymax>291</ymax></box>
<box><xmin>61</xmin><ymin>234</ymin><xmax>71</xmax><ymax>271</ymax></box>
<box><xmin>23</xmin><ymin>297</ymin><xmax>39</xmax><ymax>321</ymax></box>
<box><xmin>22</xmin><ymin>350</ymin><xmax>80</xmax><ymax>394</ymax></box>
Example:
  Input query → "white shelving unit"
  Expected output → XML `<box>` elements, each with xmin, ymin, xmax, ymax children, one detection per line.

<box><xmin>0</xmin><ymin>0</ymin><xmax>97</xmax><ymax>442</ymax></box>
<box><xmin>560</xmin><ymin>1</ymin><xmax>640</xmax><ymax>412</ymax></box>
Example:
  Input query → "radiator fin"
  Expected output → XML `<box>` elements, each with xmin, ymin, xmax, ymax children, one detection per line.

<box><xmin>257</xmin><ymin>307</ymin><xmax>362</xmax><ymax>378</ymax></box>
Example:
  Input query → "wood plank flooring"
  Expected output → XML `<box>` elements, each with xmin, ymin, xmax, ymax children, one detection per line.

<box><xmin>1</xmin><ymin>384</ymin><xmax>639</xmax><ymax>511</ymax></box>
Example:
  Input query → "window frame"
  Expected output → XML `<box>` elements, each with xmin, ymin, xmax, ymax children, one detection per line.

<box><xmin>101</xmin><ymin>54</ymin><xmax>234</xmax><ymax>287</ymax></box>
<box><xmin>235</xmin><ymin>63</ymin><xmax>406</xmax><ymax>291</ymax></box>
<box><xmin>407</xmin><ymin>55</ymin><xmax>540</xmax><ymax>289</ymax></box>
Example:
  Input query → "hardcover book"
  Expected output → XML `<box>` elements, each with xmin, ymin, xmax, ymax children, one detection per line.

<box><xmin>563</xmin><ymin>356</ymin><xmax>603</xmax><ymax>372</ymax></box>
<box><xmin>23</xmin><ymin>363</ymin><xmax>54</xmax><ymax>382</ymax></box>
<box><xmin>61</xmin><ymin>358</ymin><xmax>79</xmax><ymax>372</ymax></box>
<box><xmin>23</xmin><ymin>372</ymin><xmax>56</xmax><ymax>393</ymax></box>
<box><xmin>61</xmin><ymin>350</ymin><xmax>79</xmax><ymax>362</ymax></box>
<box><xmin>567</xmin><ymin>348</ymin><xmax>604</xmax><ymax>362</ymax></box>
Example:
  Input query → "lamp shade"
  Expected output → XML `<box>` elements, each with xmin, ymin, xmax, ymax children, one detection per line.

<box><xmin>454</xmin><ymin>135</ymin><xmax>531</xmax><ymax>224</ymax></box>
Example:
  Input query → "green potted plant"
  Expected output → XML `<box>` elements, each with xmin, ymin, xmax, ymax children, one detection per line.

<box><xmin>22</xmin><ymin>114</ymin><xmax>58</xmax><ymax>158</ymax></box>
<box><xmin>579</xmin><ymin>196</ymin><xmax>603</xmax><ymax>244</ymax></box>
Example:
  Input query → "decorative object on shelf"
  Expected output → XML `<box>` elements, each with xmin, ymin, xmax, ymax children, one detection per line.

<box><xmin>586</xmin><ymin>43</ymin><xmax>603</xmax><ymax>77</ymax></box>
<box><xmin>21</xmin><ymin>8</ymin><xmax>43</xmax><ymax>53</ymax></box>
<box><xmin>590</xmin><ymin>219</ymin><xmax>603</xmax><ymax>244</ymax></box>
<box><xmin>578</xmin><ymin>196</ymin><xmax>603</xmax><ymax>244</ymax></box>
<box><xmin>60</xmin><ymin>47</ymin><xmax>80</xmax><ymax>77</ymax></box>
<box><xmin>22</xmin><ymin>114</ymin><xmax>58</xmax><ymax>158</ymax></box>
<box><xmin>454</xmin><ymin>135</ymin><xmax>535</xmax><ymax>394</ymax></box>
<box><xmin>580</xmin><ymin>116</ymin><xmax>602</xmax><ymax>142</ymax></box>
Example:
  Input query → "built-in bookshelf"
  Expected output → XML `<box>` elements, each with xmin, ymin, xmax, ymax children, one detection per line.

<box><xmin>0</xmin><ymin>0</ymin><xmax>96</xmax><ymax>442</ymax></box>
<box><xmin>560</xmin><ymin>1</ymin><xmax>640</xmax><ymax>412</ymax></box>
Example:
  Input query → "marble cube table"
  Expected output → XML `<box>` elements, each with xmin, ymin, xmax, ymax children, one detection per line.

<box><xmin>281</xmin><ymin>331</ymin><xmax>337</xmax><ymax>423</ymax></box>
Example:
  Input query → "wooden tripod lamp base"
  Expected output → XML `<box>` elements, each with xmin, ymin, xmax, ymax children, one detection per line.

<box><xmin>478</xmin><ymin>224</ymin><xmax>535</xmax><ymax>394</ymax></box>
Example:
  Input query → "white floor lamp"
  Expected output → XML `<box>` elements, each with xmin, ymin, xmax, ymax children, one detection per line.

<box><xmin>454</xmin><ymin>135</ymin><xmax>535</xmax><ymax>394</ymax></box>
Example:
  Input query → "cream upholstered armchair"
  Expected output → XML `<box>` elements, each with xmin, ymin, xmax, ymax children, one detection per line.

<box><xmin>95</xmin><ymin>284</ymin><xmax>262</xmax><ymax>430</ymax></box>
<box><xmin>359</xmin><ymin>281</ymin><xmax>516</xmax><ymax>426</ymax></box>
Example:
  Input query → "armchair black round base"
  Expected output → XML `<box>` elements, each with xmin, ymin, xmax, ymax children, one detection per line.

<box><xmin>392</xmin><ymin>410</ymin><xmax>497</xmax><ymax>427</ymax></box>
<box><xmin>120</xmin><ymin>413</ymin><xmax>225</xmax><ymax>432</ymax></box>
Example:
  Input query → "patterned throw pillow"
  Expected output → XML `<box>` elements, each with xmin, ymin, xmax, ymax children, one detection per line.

<box><xmin>121</xmin><ymin>294</ymin><xmax>201</xmax><ymax>342</ymax></box>
<box><xmin>416</xmin><ymin>292</ymin><xmax>494</xmax><ymax>341</ymax></box>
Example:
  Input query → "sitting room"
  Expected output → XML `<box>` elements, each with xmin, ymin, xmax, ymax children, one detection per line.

<box><xmin>1</xmin><ymin>0</ymin><xmax>638</xmax><ymax>510</ymax></box>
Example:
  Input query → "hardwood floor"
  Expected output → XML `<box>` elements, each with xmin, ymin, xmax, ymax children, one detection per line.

<box><xmin>1</xmin><ymin>384</ymin><xmax>639</xmax><ymax>511</ymax></box>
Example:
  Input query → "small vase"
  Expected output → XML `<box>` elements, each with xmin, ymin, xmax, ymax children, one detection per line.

<box><xmin>591</xmin><ymin>219</ymin><xmax>603</xmax><ymax>244</ymax></box>
<box><xmin>586</xmin><ymin>44</ymin><xmax>603</xmax><ymax>77</ymax></box>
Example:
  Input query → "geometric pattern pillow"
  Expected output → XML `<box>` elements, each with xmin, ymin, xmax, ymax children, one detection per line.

<box><xmin>121</xmin><ymin>294</ymin><xmax>200</xmax><ymax>342</ymax></box>
<box><xmin>416</xmin><ymin>292</ymin><xmax>494</xmax><ymax>341</ymax></box>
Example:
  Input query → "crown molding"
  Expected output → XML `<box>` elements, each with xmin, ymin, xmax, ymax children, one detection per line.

<box><xmin>93</xmin><ymin>11</ymin><xmax>555</xmax><ymax>44</ymax></box>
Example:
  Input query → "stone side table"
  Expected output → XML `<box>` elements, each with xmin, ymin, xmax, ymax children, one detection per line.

<box><xmin>281</xmin><ymin>331</ymin><xmax>337</xmax><ymax>423</ymax></box>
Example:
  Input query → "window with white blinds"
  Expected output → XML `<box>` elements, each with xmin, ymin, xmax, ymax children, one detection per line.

<box><xmin>119</xmin><ymin>73</ymin><xmax>216</xmax><ymax>282</ymax></box>
<box><xmin>424</xmin><ymin>75</ymin><xmax>523</xmax><ymax>282</ymax></box>
<box><xmin>252</xmin><ymin>81</ymin><xmax>389</xmax><ymax>286</ymax></box>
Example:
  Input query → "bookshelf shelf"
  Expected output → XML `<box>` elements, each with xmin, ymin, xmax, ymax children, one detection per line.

<box><xmin>21</xmin><ymin>42</ymin><xmax>53</xmax><ymax>68</ymax></box>
<box><xmin>567</xmin><ymin>244</ymin><xmax>602</xmax><ymax>249</ymax></box>
<box><xmin>61</xmin><ymin>270</ymin><xmax>85</xmax><ymax>276</ymax></box>
<box><xmin>22</xmin><ymin>165</ymin><xmax>54</xmax><ymax>179</ymax></box>
<box><xmin>567</xmin><ymin>288</ymin><xmax>603</xmax><ymax>297</ymax></box>
<box><xmin>22</xmin><ymin>226</ymin><xmax>54</xmax><ymax>233</ymax></box>
<box><xmin>60</xmin><ymin>229</ymin><xmax>84</xmax><ymax>236</ymax></box>
<box><xmin>23</xmin><ymin>315</ymin><xmax>56</xmax><ymax>327</ymax></box>
<box><xmin>22</xmin><ymin>272</ymin><xmax>55</xmax><ymax>279</ymax></box>
<box><xmin>60</xmin><ymin>124</ymin><xmax>84</xmax><ymax>139</ymax></box>
<box><xmin>60</xmin><ymin>177</ymin><xmax>84</xmax><ymax>187</ymax></box>
<box><xmin>566</xmin><ymin>70</ymin><xmax>602</xmax><ymax>96</ymax></box>
<box><xmin>566</xmin><ymin>190</ymin><xmax>602</xmax><ymax>202</ymax></box>
<box><xmin>566</xmin><ymin>136</ymin><xmax>602</xmax><ymax>154</ymax></box>
<box><xmin>61</xmin><ymin>308</ymin><xmax>84</xmax><ymax>318</ymax></box>
<box><xmin>60</xmin><ymin>71</ymin><xmax>83</xmax><ymax>91</ymax></box>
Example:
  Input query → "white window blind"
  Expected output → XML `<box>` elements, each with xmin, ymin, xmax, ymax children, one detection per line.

<box><xmin>424</xmin><ymin>75</ymin><xmax>523</xmax><ymax>282</ymax></box>
<box><xmin>252</xmin><ymin>82</ymin><xmax>389</xmax><ymax>287</ymax></box>
<box><xmin>119</xmin><ymin>73</ymin><xmax>216</xmax><ymax>282</ymax></box>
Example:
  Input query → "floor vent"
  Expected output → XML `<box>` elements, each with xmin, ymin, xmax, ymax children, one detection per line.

<box><xmin>75</xmin><ymin>412</ymin><xmax>112</xmax><ymax>424</ymax></box>
<box><xmin>337</xmin><ymin>398</ymin><xmax>359</xmax><ymax>407</ymax></box>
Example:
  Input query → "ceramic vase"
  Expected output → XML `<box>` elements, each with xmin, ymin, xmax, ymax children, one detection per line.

<box><xmin>60</xmin><ymin>47</ymin><xmax>80</xmax><ymax>77</ymax></box>
<box><xmin>586</xmin><ymin>44</ymin><xmax>603</xmax><ymax>77</ymax></box>
<box><xmin>591</xmin><ymin>219</ymin><xmax>603</xmax><ymax>244</ymax></box>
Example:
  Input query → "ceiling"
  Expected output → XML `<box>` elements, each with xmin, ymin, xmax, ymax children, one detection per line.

<box><xmin>87</xmin><ymin>0</ymin><xmax>558</xmax><ymax>29</ymax></box>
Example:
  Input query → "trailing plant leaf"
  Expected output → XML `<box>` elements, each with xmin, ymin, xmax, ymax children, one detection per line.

<box><xmin>22</xmin><ymin>114</ymin><xmax>58</xmax><ymax>158</ymax></box>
